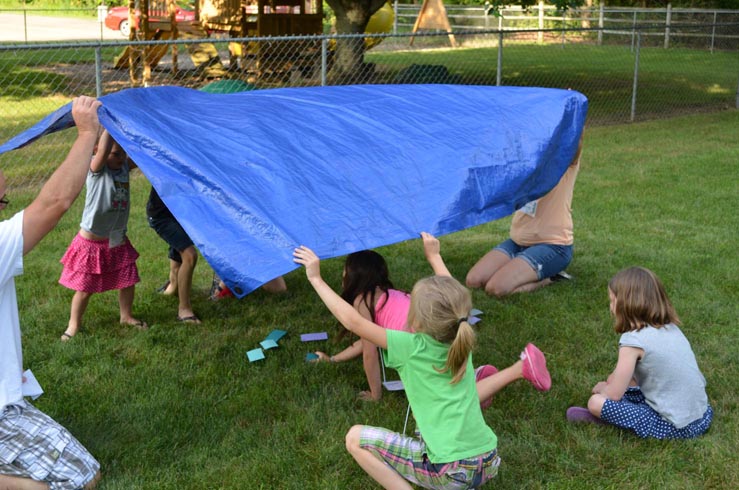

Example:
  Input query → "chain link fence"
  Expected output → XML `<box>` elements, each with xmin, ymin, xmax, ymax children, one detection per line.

<box><xmin>1</xmin><ymin>20</ymin><xmax>738</xmax><ymax>191</ymax></box>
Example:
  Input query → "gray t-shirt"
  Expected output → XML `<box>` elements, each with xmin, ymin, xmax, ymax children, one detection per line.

<box><xmin>619</xmin><ymin>323</ymin><xmax>707</xmax><ymax>428</ymax></box>
<box><xmin>79</xmin><ymin>162</ymin><xmax>130</xmax><ymax>247</ymax></box>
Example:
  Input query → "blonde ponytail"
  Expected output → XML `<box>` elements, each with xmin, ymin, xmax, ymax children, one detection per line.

<box><xmin>409</xmin><ymin>275</ymin><xmax>475</xmax><ymax>384</ymax></box>
<box><xmin>446</xmin><ymin>320</ymin><xmax>475</xmax><ymax>383</ymax></box>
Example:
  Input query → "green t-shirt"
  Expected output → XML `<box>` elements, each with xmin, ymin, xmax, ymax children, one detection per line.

<box><xmin>386</xmin><ymin>329</ymin><xmax>497</xmax><ymax>463</ymax></box>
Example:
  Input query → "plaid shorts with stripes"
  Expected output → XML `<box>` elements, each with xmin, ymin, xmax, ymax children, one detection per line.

<box><xmin>359</xmin><ymin>425</ymin><xmax>500</xmax><ymax>489</ymax></box>
<box><xmin>0</xmin><ymin>402</ymin><xmax>100</xmax><ymax>490</ymax></box>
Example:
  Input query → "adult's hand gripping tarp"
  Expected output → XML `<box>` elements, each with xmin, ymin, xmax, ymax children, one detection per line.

<box><xmin>0</xmin><ymin>84</ymin><xmax>588</xmax><ymax>297</ymax></box>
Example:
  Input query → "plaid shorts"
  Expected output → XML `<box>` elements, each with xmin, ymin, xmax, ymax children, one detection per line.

<box><xmin>0</xmin><ymin>402</ymin><xmax>100</xmax><ymax>490</ymax></box>
<box><xmin>359</xmin><ymin>426</ymin><xmax>500</xmax><ymax>490</ymax></box>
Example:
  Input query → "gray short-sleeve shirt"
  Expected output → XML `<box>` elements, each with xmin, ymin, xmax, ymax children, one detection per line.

<box><xmin>619</xmin><ymin>323</ymin><xmax>708</xmax><ymax>428</ymax></box>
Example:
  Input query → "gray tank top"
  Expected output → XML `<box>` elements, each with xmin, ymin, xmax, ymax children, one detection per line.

<box><xmin>79</xmin><ymin>163</ymin><xmax>130</xmax><ymax>247</ymax></box>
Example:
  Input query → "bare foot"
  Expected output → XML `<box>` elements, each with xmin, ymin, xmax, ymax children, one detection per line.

<box><xmin>157</xmin><ymin>280</ymin><xmax>177</xmax><ymax>296</ymax></box>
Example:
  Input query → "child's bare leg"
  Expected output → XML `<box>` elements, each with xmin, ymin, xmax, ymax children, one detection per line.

<box><xmin>345</xmin><ymin>425</ymin><xmax>413</xmax><ymax>490</ymax></box>
<box><xmin>360</xmin><ymin>340</ymin><xmax>382</xmax><ymax>401</ymax></box>
<box><xmin>83</xmin><ymin>470</ymin><xmax>102</xmax><ymax>489</ymax></box>
<box><xmin>176</xmin><ymin>247</ymin><xmax>199</xmax><ymax>321</ymax></box>
<box><xmin>476</xmin><ymin>361</ymin><xmax>524</xmax><ymax>401</ymax></box>
<box><xmin>261</xmin><ymin>276</ymin><xmax>287</xmax><ymax>294</ymax></box>
<box><xmin>118</xmin><ymin>285</ymin><xmax>147</xmax><ymax>329</ymax></box>
<box><xmin>161</xmin><ymin>259</ymin><xmax>179</xmax><ymax>295</ymax></box>
<box><xmin>0</xmin><ymin>474</ymin><xmax>49</xmax><ymax>489</ymax></box>
<box><xmin>587</xmin><ymin>394</ymin><xmax>607</xmax><ymax>417</ymax></box>
<box><xmin>63</xmin><ymin>290</ymin><xmax>92</xmax><ymax>340</ymax></box>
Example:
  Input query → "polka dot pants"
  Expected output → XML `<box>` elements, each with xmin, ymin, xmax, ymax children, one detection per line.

<box><xmin>601</xmin><ymin>387</ymin><xmax>713</xmax><ymax>439</ymax></box>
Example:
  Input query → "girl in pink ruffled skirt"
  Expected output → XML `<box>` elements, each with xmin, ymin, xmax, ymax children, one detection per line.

<box><xmin>59</xmin><ymin>130</ymin><xmax>146</xmax><ymax>341</ymax></box>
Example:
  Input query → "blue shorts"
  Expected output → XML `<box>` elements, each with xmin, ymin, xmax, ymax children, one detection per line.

<box><xmin>600</xmin><ymin>387</ymin><xmax>713</xmax><ymax>439</ymax></box>
<box><xmin>148</xmin><ymin>216</ymin><xmax>194</xmax><ymax>263</ymax></box>
<box><xmin>493</xmin><ymin>239</ymin><xmax>573</xmax><ymax>280</ymax></box>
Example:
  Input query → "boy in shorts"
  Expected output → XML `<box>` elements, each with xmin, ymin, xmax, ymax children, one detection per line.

<box><xmin>146</xmin><ymin>187</ymin><xmax>200</xmax><ymax>323</ymax></box>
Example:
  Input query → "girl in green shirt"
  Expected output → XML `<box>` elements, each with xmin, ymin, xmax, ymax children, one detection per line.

<box><xmin>294</xmin><ymin>233</ymin><xmax>551</xmax><ymax>489</ymax></box>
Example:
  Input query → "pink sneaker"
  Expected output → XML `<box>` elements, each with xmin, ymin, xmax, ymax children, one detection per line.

<box><xmin>520</xmin><ymin>343</ymin><xmax>551</xmax><ymax>391</ymax></box>
<box><xmin>566</xmin><ymin>406</ymin><xmax>604</xmax><ymax>424</ymax></box>
<box><xmin>475</xmin><ymin>364</ymin><xmax>498</xmax><ymax>410</ymax></box>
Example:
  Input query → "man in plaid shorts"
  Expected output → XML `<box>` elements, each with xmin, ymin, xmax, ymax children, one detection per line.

<box><xmin>0</xmin><ymin>96</ymin><xmax>102</xmax><ymax>490</ymax></box>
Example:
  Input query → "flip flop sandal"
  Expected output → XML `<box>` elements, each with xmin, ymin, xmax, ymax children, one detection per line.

<box><xmin>177</xmin><ymin>315</ymin><xmax>201</xmax><ymax>324</ymax></box>
<box><xmin>122</xmin><ymin>320</ymin><xmax>149</xmax><ymax>330</ymax></box>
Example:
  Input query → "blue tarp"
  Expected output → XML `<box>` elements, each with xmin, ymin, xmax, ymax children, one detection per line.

<box><xmin>0</xmin><ymin>85</ymin><xmax>587</xmax><ymax>297</ymax></box>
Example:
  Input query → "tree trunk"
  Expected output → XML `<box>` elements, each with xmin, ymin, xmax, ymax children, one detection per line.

<box><xmin>328</xmin><ymin>0</ymin><xmax>387</xmax><ymax>84</ymax></box>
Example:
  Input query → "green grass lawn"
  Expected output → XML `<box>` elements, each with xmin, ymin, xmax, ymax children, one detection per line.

<box><xmin>5</xmin><ymin>109</ymin><xmax>738</xmax><ymax>489</ymax></box>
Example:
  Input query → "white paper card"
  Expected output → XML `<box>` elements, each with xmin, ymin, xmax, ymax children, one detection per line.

<box><xmin>22</xmin><ymin>369</ymin><xmax>44</xmax><ymax>400</ymax></box>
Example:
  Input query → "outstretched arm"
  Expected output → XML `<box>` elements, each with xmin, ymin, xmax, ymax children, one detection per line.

<box><xmin>313</xmin><ymin>339</ymin><xmax>363</xmax><ymax>363</ymax></box>
<box><xmin>293</xmin><ymin>246</ymin><xmax>388</xmax><ymax>349</ymax></box>
<box><xmin>421</xmin><ymin>232</ymin><xmax>451</xmax><ymax>277</ymax></box>
<box><xmin>22</xmin><ymin>96</ymin><xmax>101</xmax><ymax>255</ymax></box>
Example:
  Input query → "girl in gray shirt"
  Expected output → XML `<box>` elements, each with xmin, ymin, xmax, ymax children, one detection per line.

<box><xmin>58</xmin><ymin>130</ymin><xmax>147</xmax><ymax>341</ymax></box>
<box><xmin>567</xmin><ymin>267</ymin><xmax>712</xmax><ymax>439</ymax></box>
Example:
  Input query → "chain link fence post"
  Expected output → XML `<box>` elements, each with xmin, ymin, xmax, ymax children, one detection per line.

<box><xmin>321</xmin><ymin>38</ymin><xmax>328</xmax><ymax>86</ymax></box>
<box><xmin>497</xmin><ymin>31</ymin><xmax>503</xmax><ymax>86</ymax></box>
<box><xmin>95</xmin><ymin>46</ymin><xmax>103</xmax><ymax>97</ymax></box>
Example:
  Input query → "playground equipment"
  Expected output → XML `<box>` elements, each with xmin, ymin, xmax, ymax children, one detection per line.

<box><xmin>116</xmin><ymin>0</ymin><xmax>393</xmax><ymax>80</ymax></box>
<box><xmin>326</xmin><ymin>3</ymin><xmax>394</xmax><ymax>53</ymax></box>
<box><xmin>116</xmin><ymin>0</ymin><xmax>324</xmax><ymax>79</ymax></box>
<box><xmin>411</xmin><ymin>0</ymin><xmax>456</xmax><ymax>47</ymax></box>
<box><xmin>114</xmin><ymin>0</ymin><xmax>226</xmax><ymax>80</ymax></box>
<box><xmin>357</xmin><ymin>2</ymin><xmax>395</xmax><ymax>50</ymax></box>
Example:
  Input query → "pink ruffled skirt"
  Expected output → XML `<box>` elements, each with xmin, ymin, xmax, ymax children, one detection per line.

<box><xmin>59</xmin><ymin>233</ymin><xmax>140</xmax><ymax>293</ymax></box>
